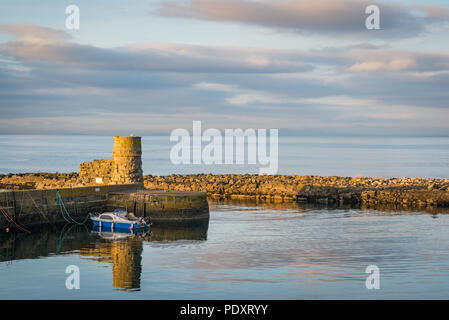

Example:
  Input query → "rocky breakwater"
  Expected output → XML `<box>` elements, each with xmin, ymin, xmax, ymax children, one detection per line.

<box><xmin>296</xmin><ymin>176</ymin><xmax>449</xmax><ymax>208</ymax></box>
<box><xmin>144</xmin><ymin>174</ymin><xmax>449</xmax><ymax>209</ymax></box>
<box><xmin>2</xmin><ymin>173</ymin><xmax>449</xmax><ymax>209</ymax></box>
<box><xmin>144</xmin><ymin>174</ymin><xmax>301</xmax><ymax>200</ymax></box>
<box><xmin>0</xmin><ymin>173</ymin><xmax>79</xmax><ymax>190</ymax></box>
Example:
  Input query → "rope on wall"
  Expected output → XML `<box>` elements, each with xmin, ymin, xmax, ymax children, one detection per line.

<box><xmin>1</xmin><ymin>191</ymin><xmax>31</xmax><ymax>234</ymax></box>
<box><xmin>56</xmin><ymin>190</ymin><xmax>90</xmax><ymax>225</ymax></box>
<box><xmin>27</xmin><ymin>192</ymin><xmax>50</xmax><ymax>222</ymax></box>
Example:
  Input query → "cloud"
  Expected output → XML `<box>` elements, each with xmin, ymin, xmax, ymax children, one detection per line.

<box><xmin>349</xmin><ymin>58</ymin><xmax>416</xmax><ymax>72</ymax></box>
<box><xmin>2</xmin><ymin>24</ymin><xmax>448</xmax><ymax>77</ymax></box>
<box><xmin>158</xmin><ymin>0</ymin><xmax>449</xmax><ymax>38</ymax></box>
<box><xmin>0</xmin><ymin>24</ymin><xmax>72</xmax><ymax>41</ymax></box>
<box><xmin>418</xmin><ymin>5</ymin><xmax>449</xmax><ymax>20</ymax></box>
<box><xmin>193</xmin><ymin>81</ymin><xmax>239</xmax><ymax>92</ymax></box>
<box><xmin>344</xmin><ymin>49</ymin><xmax>449</xmax><ymax>74</ymax></box>
<box><xmin>1</xmin><ymin>23</ymin><xmax>449</xmax><ymax>136</ymax></box>
<box><xmin>0</xmin><ymin>26</ymin><xmax>312</xmax><ymax>74</ymax></box>
<box><xmin>194</xmin><ymin>81</ymin><xmax>284</xmax><ymax>105</ymax></box>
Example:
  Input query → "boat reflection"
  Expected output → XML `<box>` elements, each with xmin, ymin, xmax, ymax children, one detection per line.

<box><xmin>0</xmin><ymin>218</ymin><xmax>209</xmax><ymax>291</ymax></box>
<box><xmin>90</xmin><ymin>225</ymin><xmax>151</xmax><ymax>241</ymax></box>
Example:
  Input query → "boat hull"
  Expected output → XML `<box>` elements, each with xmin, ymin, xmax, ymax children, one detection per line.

<box><xmin>91</xmin><ymin>219</ymin><xmax>148</xmax><ymax>231</ymax></box>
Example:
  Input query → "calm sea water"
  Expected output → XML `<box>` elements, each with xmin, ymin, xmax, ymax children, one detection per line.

<box><xmin>1</xmin><ymin>200</ymin><xmax>449</xmax><ymax>299</ymax></box>
<box><xmin>0</xmin><ymin>135</ymin><xmax>449</xmax><ymax>178</ymax></box>
<box><xmin>1</xmin><ymin>135</ymin><xmax>449</xmax><ymax>299</ymax></box>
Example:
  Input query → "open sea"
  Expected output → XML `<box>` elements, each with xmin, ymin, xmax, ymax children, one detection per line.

<box><xmin>1</xmin><ymin>135</ymin><xmax>449</xmax><ymax>299</ymax></box>
<box><xmin>1</xmin><ymin>135</ymin><xmax>449</xmax><ymax>178</ymax></box>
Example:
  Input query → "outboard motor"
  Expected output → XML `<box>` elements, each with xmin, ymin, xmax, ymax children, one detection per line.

<box><xmin>143</xmin><ymin>217</ymin><xmax>152</xmax><ymax>226</ymax></box>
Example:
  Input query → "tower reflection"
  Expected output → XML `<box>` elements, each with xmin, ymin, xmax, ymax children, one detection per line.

<box><xmin>78</xmin><ymin>219</ymin><xmax>209</xmax><ymax>291</ymax></box>
<box><xmin>79</xmin><ymin>229</ymin><xmax>144</xmax><ymax>291</ymax></box>
<box><xmin>0</xmin><ymin>219</ymin><xmax>209</xmax><ymax>291</ymax></box>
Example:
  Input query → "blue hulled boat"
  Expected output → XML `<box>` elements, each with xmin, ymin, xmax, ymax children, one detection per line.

<box><xmin>89</xmin><ymin>208</ymin><xmax>149</xmax><ymax>231</ymax></box>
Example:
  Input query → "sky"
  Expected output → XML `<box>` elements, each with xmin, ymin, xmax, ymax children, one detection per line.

<box><xmin>0</xmin><ymin>0</ymin><xmax>448</xmax><ymax>136</ymax></box>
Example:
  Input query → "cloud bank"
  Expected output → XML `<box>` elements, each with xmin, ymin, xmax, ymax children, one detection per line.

<box><xmin>158</xmin><ymin>0</ymin><xmax>449</xmax><ymax>38</ymax></box>
<box><xmin>0</xmin><ymin>22</ymin><xmax>448</xmax><ymax>136</ymax></box>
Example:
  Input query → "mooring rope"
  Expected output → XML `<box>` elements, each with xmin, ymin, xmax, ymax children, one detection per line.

<box><xmin>27</xmin><ymin>192</ymin><xmax>50</xmax><ymax>222</ymax></box>
<box><xmin>56</xmin><ymin>223</ymin><xmax>89</xmax><ymax>254</ymax></box>
<box><xmin>55</xmin><ymin>190</ymin><xmax>90</xmax><ymax>224</ymax></box>
<box><xmin>0</xmin><ymin>195</ymin><xmax>31</xmax><ymax>234</ymax></box>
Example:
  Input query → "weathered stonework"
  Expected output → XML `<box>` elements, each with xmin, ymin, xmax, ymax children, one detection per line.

<box><xmin>111</xmin><ymin>136</ymin><xmax>143</xmax><ymax>184</ymax></box>
<box><xmin>79</xmin><ymin>159</ymin><xmax>115</xmax><ymax>185</ymax></box>
<box><xmin>78</xmin><ymin>136</ymin><xmax>143</xmax><ymax>186</ymax></box>
<box><xmin>0</xmin><ymin>185</ymin><xmax>209</xmax><ymax>229</ymax></box>
<box><xmin>143</xmin><ymin>174</ymin><xmax>449</xmax><ymax>209</ymax></box>
<box><xmin>2</xmin><ymin>173</ymin><xmax>449</xmax><ymax>210</ymax></box>
<box><xmin>0</xmin><ymin>136</ymin><xmax>212</xmax><ymax>229</ymax></box>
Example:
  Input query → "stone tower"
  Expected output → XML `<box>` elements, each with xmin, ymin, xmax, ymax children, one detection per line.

<box><xmin>78</xmin><ymin>135</ymin><xmax>143</xmax><ymax>186</ymax></box>
<box><xmin>111</xmin><ymin>136</ymin><xmax>143</xmax><ymax>185</ymax></box>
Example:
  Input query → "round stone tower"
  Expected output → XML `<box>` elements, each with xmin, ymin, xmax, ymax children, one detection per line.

<box><xmin>111</xmin><ymin>136</ymin><xmax>143</xmax><ymax>185</ymax></box>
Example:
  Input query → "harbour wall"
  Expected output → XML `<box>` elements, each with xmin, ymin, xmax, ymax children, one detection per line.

<box><xmin>2</xmin><ymin>173</ymin><xmax>449</xmax><ymax>214</ymax></box>
<box><xmin>144</xmin><ymin>174</ymin><xmax>449</xmax><ymax>209</ymax></box>
<box><xmin>106</xmin><ymin>190</ymin><xmax>210</xmax><ymax>221</ymax></box>
<box><xmin>0</xmin><ymin>184</ymin><xmax>209</xmax><ymax>229</ymax></box>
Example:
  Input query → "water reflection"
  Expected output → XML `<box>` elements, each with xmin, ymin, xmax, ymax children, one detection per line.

<box><xmin>0</xmin><ymin>224</ymin><xmax>92</xmax><ymax>262</ymax></box>
<box><xmin>210</xmin><ymin>198</ymin><xmax>306</xmax><ymax>212</ymax></box>
<box><xmin>210</xmin><ymin>198</ymin><xmax>449</xmax><ymax>215</ymax></box>
<box><xmin>2</xmin><ymin>199</ymin><xmax>449</xmax><ymax>298</ymax></box>
<box><xmin>79</xmin><ymin>228</ymin><xmax>144</xmax><ymax>291</ymax></box>
<box><xmin>0</xmin><ymin>219</ymin><xmax>209</xmax><ymax>291</ymax></box>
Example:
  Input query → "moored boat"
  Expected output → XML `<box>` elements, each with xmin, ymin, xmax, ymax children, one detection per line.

<box><xmin>89</xmin><ymin>208</ymin><xmax>149</xmax><ymax>231</ymax></box>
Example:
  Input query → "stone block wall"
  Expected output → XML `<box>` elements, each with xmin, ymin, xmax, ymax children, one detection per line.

<box><xmin>78</xmin><ymin>136</ymin><xmax>143</xmax><ymax>186</ymax></box>
<box><xmin>106</xmin><ymin>190</ymin><xmax>209</xmax><ymax>221</ymax></box>
<box><xmin>0</xmin><ymin>184</ymin><xmax>142</xmax><ymax>229</ymax></box>
<box><xmin>79</xmin><ymin>159</ymin><xmax>115</xmax><ymax>185</ymax></box>
<box><xmin>111</xmin><ymin>136</ymin><xmax>143</xmax><ymax>184</ymax></box>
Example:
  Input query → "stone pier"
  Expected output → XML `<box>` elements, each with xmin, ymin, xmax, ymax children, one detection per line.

<box><xmin>0</xmin><ymin>185</ymin><xmax>209</xmax><ymax>229</ymax></box>
<box><xmin>0</xmin><ymin>135</ymin><xmax>209</xmax><ymax>230</ymax></box>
